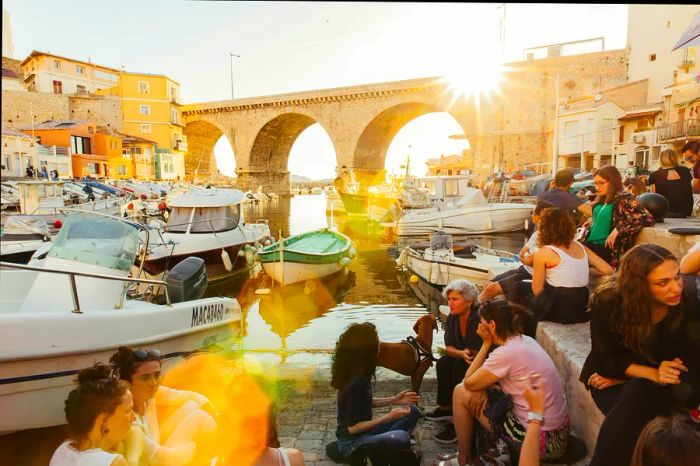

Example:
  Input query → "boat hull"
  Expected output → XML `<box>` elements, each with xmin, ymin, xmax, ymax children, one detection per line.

<box><xmin>0</xmin><ymin>297</ymin><xmax>241</xmax><ymax>434</ymax></box>
<box><xmin>402</xmin><ymin>248</ymin><xmax>520</xmax><ymax>286</ymax></box>
<box><xmin>394</xmin><ymin>203</ymin><xmax>534</xmax><ymax>236</ymax></box>
<box><xmin>261</xmin><ymin>260</ymin><xmax>345</xmax><ymax>285</ymax></box>
<box><xmin>339</xmin><ymin>193</ymin><xmax>368</xmax><ymax>215</ymax></box>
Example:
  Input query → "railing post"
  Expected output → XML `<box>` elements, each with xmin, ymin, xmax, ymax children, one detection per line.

<box><xmin>69</xmin><ymin>274</ymin><xmax>82</xmax><ymax>313</ymax></box>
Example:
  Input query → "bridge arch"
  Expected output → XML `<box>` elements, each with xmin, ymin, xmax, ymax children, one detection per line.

<box><xmin>183</xmin><ymin>119</ymin><xmax>231</xmax><ymax>182</ymax></box>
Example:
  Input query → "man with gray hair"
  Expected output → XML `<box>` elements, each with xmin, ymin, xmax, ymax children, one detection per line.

<box><xmin>425</xmin><ymin>279</ymin><xmax>484</xmax><ymax>444</ymax></box>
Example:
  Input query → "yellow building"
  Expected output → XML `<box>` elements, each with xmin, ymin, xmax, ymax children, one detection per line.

<box><xmin>117</xmin><ymin>132</ymin><xmax>156</xmax><ymax>181</ymax></box>
<box><xmin>20</xmin><ymin>50</ymin><xmax>119</xmax><ymax>94</ymax></box>
<box><xmin>98</xmin><ymin>72</ymin><xmax>186</xmax><ymax>180</ymax></box>
<box><xmin>425</xmin><ymin>152</ymin><xmax>472</xmax><ymax>176</ymax></box>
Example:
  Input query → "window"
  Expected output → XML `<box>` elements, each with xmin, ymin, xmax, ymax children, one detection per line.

<box><xmin>651</xmin><ymin>146</ymin><xmax>661</xmax><ymax>163</ymax></box>
<box><xmin>71</xmin><ymin>136</ymin><xmax>92</xmax><ymax>155</ymax></box>
<box><xmin>138</xmin><ymin>81</ymin><xmax>149</xmax><ymax>93</ymax></box>
<box><xmin>140</xmin><ymin>105</ymin><xmax>150</xmax><ymax>115</ymax></box>
<box><xmin>140</xmin><ymin>124</ymin><xmax>151</xmax><ymax>134</ymax></box>
<box><xmin>88</xmin><ymin>126</ymin><xmax>94</xmax><ymax>134</ymax></box>
<box><xmin>564</xmin><ymin>120</ymin><xmax>579</xmax><ymax>138</ymax></box>
<box><xmin>170</xmin><ymin>87</ymin><xmax>178</xmax><ymax>101</ymax></box>
<box><xmin>76</xmin><ymin>84</ymin><xmax>86</xmax><ymax>94</ymax></box>
<box><xmin>649</xmin><ymin>54</ymin><xmax>656</xmax><ymax>62</ymax></box>
<box><xmin>190</xmin><ymin>205</ymin><xmax>240</xmax><ymax>233</ymax></box>
<box><xmin>444</xmin><ymin>180</ymin><xmax>459</xmax><ymax>197</ymax></box>
<box><xmin>86</xmin><ymin>162</ymin><xmax>99</xmax><ymax>175</ymax></box>
<box><xmin>117</xmin><ymin>165</ymin><xmax>127</xmax><ymax>175</ymax></box>
<box><xmin>618</xmin><ymin>125</ymin><xmax>625</xmax><ymax>143</ymax></box>
<box><xmin>76</xmin><ymin>65</ymin><xmax>84</xmax><ymax>75</ymax></box>
<box><xmin>53</xmin><ymin>60</ymin><xmax>61</xmax><ymax>70</ymax></box>
<box><xmin>601</xmin><ymin>118</ymin><xmax>613</xmax><ymax>143</ymax></box>
<box><xmin>52</xmin><ymin>80</ymin><xmax>63</xmax><ymax>94</ymax></box>
<box><xmin>170</xmin><ymin>109</ymin><xmax>178</xmax><ymax>124</ymax></box>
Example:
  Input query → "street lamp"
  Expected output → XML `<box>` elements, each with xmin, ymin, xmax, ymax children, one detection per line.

<box><xmin>229</xmin><ymin>52</ymin><xmax>240</xmax><ymax>100</ymax></box>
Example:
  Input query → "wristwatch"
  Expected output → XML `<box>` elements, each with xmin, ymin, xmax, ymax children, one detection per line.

<box><xmin>527</xmin><ymin>411</ymin><xmax>544</xmax><ymax>423</ymax></box>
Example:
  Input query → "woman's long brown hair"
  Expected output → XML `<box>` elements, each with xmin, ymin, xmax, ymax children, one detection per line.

<box><xmin>593</xmin><ymin>165</ymin><xmax>623</xmax><ymax>204</ymax></box>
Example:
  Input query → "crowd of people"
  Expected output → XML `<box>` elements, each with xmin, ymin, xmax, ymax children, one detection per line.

<box><xmin>46</xmin><ymin>160</ymin><xmax>699</xmax><ymax>466</ymax></box>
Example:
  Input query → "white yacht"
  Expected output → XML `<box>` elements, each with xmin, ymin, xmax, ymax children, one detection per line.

<box><xmin>140</xmin><ymin>188</ymin><xmax>271</xmax><ymax>282</ymax></box>
<box><xmin>0</xmin><ymin>211</ymin><xmax>241</xmax><ymax>434</ymax></box>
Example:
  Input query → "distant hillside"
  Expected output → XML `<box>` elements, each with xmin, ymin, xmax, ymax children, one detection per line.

<box><xmin>290</xmin><ymin>174</ymin><xmax>311</xmax><ymax>182</ymax></box>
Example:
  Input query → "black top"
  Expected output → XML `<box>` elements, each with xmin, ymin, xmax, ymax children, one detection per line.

<box><xmin>444</xmin><ymin>303</ymin><xmax>482</xmax><ymax>352</ymax></box>
<box><xmin>537</xmin><ymin>188</ymin><xmax>583</xmax><ymax>212</ymax></box>
<box><xmin>580</xmin><ymin>283</ymin><xmax>700</xmax><ymax>407</ymax></box>
<box><xmin>336</xmin><ymin>376</ymin><xmax>373</xmax><ymax>439</ymax></box>
<box><xmin>647</xmin><ymin>167</ymin><xmax>694</xmax><ymax>216</ymax></box>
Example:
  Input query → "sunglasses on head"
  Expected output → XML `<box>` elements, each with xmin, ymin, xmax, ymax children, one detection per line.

<box><xmin>133</xmin><ymin>348</ymin><xmax>162</xmax><ymax>361</ymax></box>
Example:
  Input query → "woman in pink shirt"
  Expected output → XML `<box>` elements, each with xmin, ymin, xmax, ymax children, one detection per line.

<box><xmin>437</xmin><ymin>299</ymin><xmax>569</xmax><ymax>466</ymax></box>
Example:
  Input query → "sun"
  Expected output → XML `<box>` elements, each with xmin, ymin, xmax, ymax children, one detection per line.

<box><xmin>439</xmin><ymin>58</ymin><xmax>508</xmax><ymax>108</ymax></box>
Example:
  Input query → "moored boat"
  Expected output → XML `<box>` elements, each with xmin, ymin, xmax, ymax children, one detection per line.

<box><xmin>258</xmin><ymin>228</ymin><xmax>355</xmax><ymax>285</ymax></box>
<box><xmin>0</xmin><ymin>211</ymin><xmax>241</xmax><ymax>434</ymax></box>
<box><xmin>0</xmin><ymin>215</ymin><xmax>52</xmax><ymax>264</ymax></box>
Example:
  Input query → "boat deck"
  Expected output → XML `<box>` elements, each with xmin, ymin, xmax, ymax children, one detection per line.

<box><xmin>288</xmin><ymin>235</ymin><xmax>341</xmax><ymax>254</ymax></box>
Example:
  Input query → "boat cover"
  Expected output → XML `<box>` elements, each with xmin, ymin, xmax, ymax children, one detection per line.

<box><xmin>2</xmin><ymin>215</ymin><xmax>50</xmax><ymax>236</ymax></box>
<box><xmin>454</xmin><ymin>188</ymin><xmax>488</xmax><ymax>208</ymax></box>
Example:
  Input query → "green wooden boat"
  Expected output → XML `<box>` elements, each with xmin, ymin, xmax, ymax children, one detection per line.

<box><xmin>258</xmin><ymin>228</ymin><xmax>355</xmax><ymax>285</ymax></box>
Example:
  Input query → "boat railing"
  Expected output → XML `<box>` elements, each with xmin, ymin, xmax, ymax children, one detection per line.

<box><xmin>28</xmin><ymin>197</ymin><xmax>124</xmax><ymax>216</ymax></box>
<box><xmin>0</xmin><ymin>261</ymin><xmax>171</xmax><ymax>313</ymax></box>
<box><xmin>160</xmin><ymin>217</ymin><xmax>240</xmax><ymax>236</ymax></box>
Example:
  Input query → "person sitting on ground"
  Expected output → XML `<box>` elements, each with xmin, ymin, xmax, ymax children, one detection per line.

<box><xmin>537</xmin><ymin>168</ymin><xmax>592</xmax><ymax>220</ymax></box>
<box><xmin>109</xmin><ymin>347</ymin><xmax>220</xmax><ymax>466</ymax></box>
<box><xmin>623</xmin><ymin>176</ymin><xmax>647</xmax><ymax>197</ymax></box>
<box><xmin>426</xmin><ymin>280</ymin><xmax>483</xmax><ymax>445</ymax></box>
<box><xmin>479</xmin><ymin>200</ymin><xmax>552</xmax><ymax>304</ymax></box>
<box><xmin>330</xmin><ymin>322</ymin><xmax>421</xmax><ymax>463</ymax></box>
<box><xmin>253</xmin><ymin>404</ymin><xmax>304</xmax><ymax>466</ymax></box>
<box><xmin>580</xmin><ymin>244</ymin><xmax>700</xmax><ymax>466</ymax></box>
<box><xmin>582</xmin><ymin>165</ymin><xmax>654</xmax><ymax>267</ymax></box>
<box><xmin>647</xmin><ymin>149</ymin><xmax>694</xmax><ymax>218</ymax></box>
<box><xmin>630</xmin><ymin>415</ymin><xmax>700</xmax><ymax>466</ymax></box>
<box><xmin>50</xmin><ymin>363</ymin><xmax>134</xmax><ymax>466</ymax></box>
<box><xmin>527</xmin><ymin>207</ymin><xmax>613</xmax><ymax>328</ymax></box>
<box><xmin>438</xmin><ymin>299</ymin><xmax>569</xmax><ymax>466</ymax></box>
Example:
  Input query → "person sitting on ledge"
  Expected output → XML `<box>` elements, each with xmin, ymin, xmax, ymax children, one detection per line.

<box><xmin>537</xmin><ymin>168</ymin><xmax>592</xmax><ymax>220</ymax></box>
<box><xmin>330</xmin><ymin>322</ymin><xmax>421</xmax><ymax>465</ymax></box>
<box><xmin>109</xmin><ymin>346</ymin><xmax>220</xmax><ymax>466</ymax></box>
<box><xmin>425</xmin><ymin>280</ymin><xmax>483</xmax><ymax>445</ymax></box>
<box><xmin>50</xmin><ymin>363</ymin><xmax>133</xmax><ymax>466</ymax></box>
<box><xmin>580</xmin><ymin>244</ymin><xmax>700</xmax><ymax>466</ymax></box>
<box><xmin>437</xmin><ymin>299</ymin><xmax>569</xmax><ymax>466</ymax></box>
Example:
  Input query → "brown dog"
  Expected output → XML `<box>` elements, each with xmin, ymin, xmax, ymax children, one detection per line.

<box><xmin>378</xmin><ymin>313</ymin><xmax>438</xmax><ymax>393</ymax></box>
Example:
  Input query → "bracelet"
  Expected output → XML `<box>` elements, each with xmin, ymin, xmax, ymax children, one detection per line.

<box><xmin>527</xmin><ymin>419</ymin><xmax>543</xmax><ymax>426</ymax></box>
<box><xmin>527</xmin><ymin>411</ymin><xmax>544</xmax><ymax>423</ymax></box>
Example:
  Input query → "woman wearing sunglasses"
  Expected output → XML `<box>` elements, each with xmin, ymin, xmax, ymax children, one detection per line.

<box><xmin>109</xmin><ymin>347</ymin><xmax>220</xmax><ymax>466</ymax></box>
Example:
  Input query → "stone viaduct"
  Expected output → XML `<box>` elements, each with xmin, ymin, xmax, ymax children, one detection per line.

<box><xmin>181</xmin><ymin>50</ymin><xmax>628</xmax><ymax>194</ymax></box>
<box><xmin>181</xmin><ymin>77</ymin><xmax>500</xmax><ymax>194</ymax></box>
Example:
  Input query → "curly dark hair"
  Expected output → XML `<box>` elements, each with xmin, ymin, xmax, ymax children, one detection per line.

<box><xmin>330</xmin><ymin>322</ymin><xmax>379</xmax><ymax>390</ymax></box>
<box><xmin>537</xmin><ymin>207</ymin><xmax>577</xmax><ymax>248</ymax></box>
<box><xmin>64</xmin><ymin>363</ymin><xmax>128</xmax><ymax>440</ymax></box>
<box><xmin>478</xmin><ymin>298</ymin><xmax>531</xmax><ymax>341</ymax></box>
<box><xmin>109</xmin><ymin>346</ymin><xmax>162</xmax><ymax>382</ymax></box>
<box><xmin>592</xmin><ymin>244</ymin><xmax>682</xmax><ymax>360</ymax></box>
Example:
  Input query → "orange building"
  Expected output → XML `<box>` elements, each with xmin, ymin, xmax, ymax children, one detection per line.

<box><xmin>20</xmin><ymin>120</ymin><xmax>109</xmax><ymax>178</ymax></box>
<box><xmin>94</xmin><ymin>132</ymin><xmax>133</xmax><ymax>179</ymax></box>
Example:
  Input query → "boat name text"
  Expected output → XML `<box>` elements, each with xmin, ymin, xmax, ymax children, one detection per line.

<box><xmin>191</xmin><ymin>303</ymin><xmax>228</xmax><ymax>327</ymax></box>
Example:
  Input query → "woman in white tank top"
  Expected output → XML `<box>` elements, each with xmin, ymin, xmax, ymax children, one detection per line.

<box><xmin>529</xmin><ymin>208</ymin><xmax>613</xmax><ymax>327</ymax></box>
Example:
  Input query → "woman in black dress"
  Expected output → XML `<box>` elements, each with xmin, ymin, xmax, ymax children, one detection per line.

<box><xmin>647</xmin><ymin>149</ymin><xmax>693</xmax><ymax>217</ymax></box>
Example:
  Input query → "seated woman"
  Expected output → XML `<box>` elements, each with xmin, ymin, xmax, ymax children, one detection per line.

<box><xmin>50</xmin><ymin>363</ymin><xmax>134</xmax><ymax>466</ymax></box>
<box><xmin>647</xmin><ymin>149</ymin><xmax>694</xmax><ymax>218</ymax></box>
<box><xmin>479</xmin><ymin>200</ymin><xmax>552</xmax><ymax>304</ymax></box>
<box><xmin>528</xmin><ymin>207</ymin><xmax>613</xmax><ymax>326</ymax></box>
<box><xmin>623</xmin><ymin>177</ymin><xmax>646</xmax><ymax>197</ymax></box>
<box><xmin>582</xmin><ymin>165</ymin><xmax>654</xmax><ymax>267</ymax></box>
<box><xmin>253</xmin><ymin>405</ymin><xmax>305</xmax><ymax>466</ymax></box>
<box><xmin>109</xmin><ymin>347</ymin><xmax>220</xmax><ymax>466</ymax></box>
<box><xmin>440</xmin><ymin>299</ymin><xmax>569</xmax><ymax>466</ymax></box>
<box><xmin>425</xmin><ymin>280</ymin><xmax>483</xmax><ymax>444</ymax></box>
<box><xmin>580</xmin><ymin>244</ymin><xmax>700</xmax><ymax>466</ymax></box>
<box><xmin>331</xmin><ymin>322</ymin><xmax>421</xmax><ymax>462</ymax></box>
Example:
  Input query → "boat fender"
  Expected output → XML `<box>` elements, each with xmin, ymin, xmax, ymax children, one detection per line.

<box><xmin>339</xmin><ymin>257</ymin><xmax>352</xmax><ymax>268</ymax></box>
<box><xmin>238</xmin><ymin>248</ymin><xmax>246</xmax><ymax>257</ymax></box>
<box><xmin>347</xmin><ymin>245</ymin><xmax>357</xmax><ymax>259</ymax></box>
<box><xmin>221</xmin><ymin>248</ymin><xmax>234</xmax><ymax>272</ymax></box>
<box><xmin>396</xmin><ymin>248</ymin><xmax>408</xmax><ymax>267</ymax></box>
<box><xmin>244</xmin><ymin>245</ymin><xmax>256</xmax><ymax>265</ymax></box>
<box><xmin>410</xmin><ymin>274</ymin><xmax>419</xmax><ymax>284</ymax></box>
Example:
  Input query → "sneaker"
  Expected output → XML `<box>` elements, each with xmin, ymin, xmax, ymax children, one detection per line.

<box><xmin>425</xmin><ymin>407</ymin><xmax>453</xmax><ymax>422</ymax></box>
<box><xmin>433</xmin><ymin>423</ymin><xmax>457</xmax><ymax>444</ymax></box>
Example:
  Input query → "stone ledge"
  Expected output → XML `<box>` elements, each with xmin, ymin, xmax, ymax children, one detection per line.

<box><xmin>636</xmin><ymin>220</ymin><xmax>700</xmax><ymax>259</ymax></box>
<box><xmin>536</xmin><ymin>322</ymin><xmax>603</xmax><ymax>455</ymax></box>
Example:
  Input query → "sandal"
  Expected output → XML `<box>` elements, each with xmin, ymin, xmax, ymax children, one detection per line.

<box><xmin>433</xmin><ymin>452</ymin><xmax>462</xmax><ymax>466</ymax></box>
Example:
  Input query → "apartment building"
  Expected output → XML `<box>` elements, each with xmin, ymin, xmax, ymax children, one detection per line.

<box><xmin>20</xmin><ymin>51</ymin><xmax>120</xmax><ymax>95</ymax></box>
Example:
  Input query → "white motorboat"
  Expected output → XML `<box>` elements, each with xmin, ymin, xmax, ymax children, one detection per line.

<box><xmin>0</xmin><ymin>211</ymin><xmax>241</xmax><ymax>434</ymax></box>
<box><xmin>397</xmin><ymin>233</ymin><xmax>521</xmax><ymax>285</ymax></box>
<box><xmin>0</xmin><ymin>215</ymin><xmax>52</xmax><ymax>264</ymax></box>
<box><xmin>388</xmin><ymin>188</ymin><xmax>534</xmax><ymax>236</ymax></box>
<box><xmin>140</xmin><ymin>188</ymin><xmax>271</xmax><ymax>282</ymax></box>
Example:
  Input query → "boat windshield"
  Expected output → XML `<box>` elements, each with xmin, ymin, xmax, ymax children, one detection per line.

<box><xmin>165</xmin><ymin>207</ymin><xmax>192</xmax><ymax>233</ymax></box>
<box><xmin>190</xmin><ymin>205</ymin><xmax>240</xmax><ymax>233</ymax></box>
<box><xmin>48</xmin><ymin>212</ymin><xmax>139</xmax><ymax>271</ymax></box>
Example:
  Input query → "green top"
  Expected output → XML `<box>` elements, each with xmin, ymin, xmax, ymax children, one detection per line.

<box><xmin>587</xmin><ymin>203</ymin><xmax>613</xmax><ymax>245</ymax></box>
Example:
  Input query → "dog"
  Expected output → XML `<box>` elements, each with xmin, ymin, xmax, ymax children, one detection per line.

<box><xmin>378</xmin><ymin>313</ymin><xmax>438</xmax><ymax>393</ymax></box>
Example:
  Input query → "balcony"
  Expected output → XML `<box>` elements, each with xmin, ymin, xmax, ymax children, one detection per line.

<box><xmin>656</xmin><ymin>118</ymin><xmax>700</xmax><ymax>142</ymax></box>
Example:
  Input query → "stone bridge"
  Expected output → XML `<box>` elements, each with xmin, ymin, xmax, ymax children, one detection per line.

<box><xmin>181</xmin><ymin>77</ymin><xmax>501</xmax><ymax>194</ymax></box>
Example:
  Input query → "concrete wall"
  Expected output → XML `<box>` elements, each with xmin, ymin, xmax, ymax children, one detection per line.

<box><xmin>628</xmin><ymin>4</ymin><xmax>700</xmax><ymax>104</ymax></box>
<box><xmin>68</xmin><ymin>94</ymin><xmax>123</xmax><ymax>132</ymax></box>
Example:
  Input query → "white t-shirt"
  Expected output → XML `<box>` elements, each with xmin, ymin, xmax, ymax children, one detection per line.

<box><xmin>49</xmin><ymin>441</ymin><xmax>119</xmax><ymax>466</ymax></box>
<box><xmin>481</xmin><ymin>335</ymin><xmax>568</xmax><ymax>431</ymax></box>
<box><xmin>522</xmin><ymin>230</ymin><xmax>539</xmax><ymax>275</ymax></box>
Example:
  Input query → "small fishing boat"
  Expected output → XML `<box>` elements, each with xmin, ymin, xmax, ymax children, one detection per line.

<box><xmin>0</xmin><ymin>211</ymin><xmax>241</xmax><ymax>434</ymax></box>
<box><xmin>0</xmin><ymin>215</ymin><xmax>52</xmax><ymax>264</ymax></box>
<box><xmin>397</xmin><ymin>233</ymin><xmax>520</xmax><ymax>285</ymax></box>
<box><xmin>258</xmin><ymin>228</ymin><xmax>355</xmax><ymax>285</ymax></box>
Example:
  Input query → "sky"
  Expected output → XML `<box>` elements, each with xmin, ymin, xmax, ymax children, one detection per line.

<box><xmin>5</xmin><ymin>2</ymin><xmax>630</xmax><ymax>179</ymax></box>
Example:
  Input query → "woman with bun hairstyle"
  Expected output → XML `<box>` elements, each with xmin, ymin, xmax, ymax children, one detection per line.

<box><xmin>50</xmin><ymin>363</ymin><xmax>134</xmax><ymax>466</ymax></box>
<box><xmin>109</xmin><ymin>346</ymin><xmax>220</xmax><ymax>466</ymax></box>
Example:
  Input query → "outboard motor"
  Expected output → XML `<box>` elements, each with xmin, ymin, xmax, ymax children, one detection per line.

<box><xmin>165</xmin><ymin>257</ymin><xmax>208</xmax><ymax>303</ymax></box>
<box><xmin>638</xmin><ymin>192</ymin><xmax>669</xmax><ymax>223</ymax></box>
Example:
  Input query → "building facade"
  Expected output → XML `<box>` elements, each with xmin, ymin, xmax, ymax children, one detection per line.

<box><xmin>98</xmin><ymin>72</ymin><xmax>186</xmax><ymax>180</ymax></box>
<box><xmin>117</xmin><ymin>132</ymin><xmax>156</xmax><ymax>181</ymax></box>
<box><xmin>1</xmin><ymin>128</ymin><xmax>37</xmax><ymax>177</ymax></box>
<box><xmin>20</xmin><ymin>51</ymin><xmax>120</xmax><ymax>95</ymax></box>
